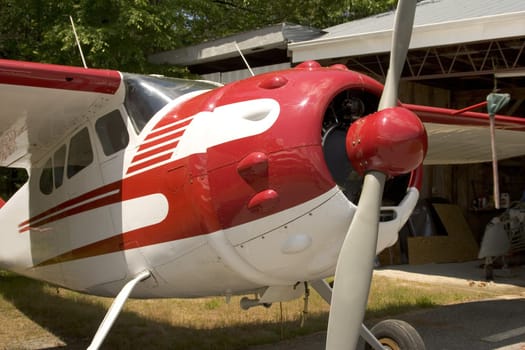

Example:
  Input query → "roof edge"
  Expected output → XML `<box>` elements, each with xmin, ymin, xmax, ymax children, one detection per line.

<box><xmin>150</xmin><ymin>23</ymin><xmax>324</xmax><ymax>66</ymax></box>
<box><xmin>290</xmin><ymin>11</ymin><xmax>525</xmax><ymax>62</ymax></box>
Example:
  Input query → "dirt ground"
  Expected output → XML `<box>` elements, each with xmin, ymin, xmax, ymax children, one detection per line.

<box><xmin>2</xmin><ymin>261</ymin><xmax>524</xmax><ymax>350</ymax></box>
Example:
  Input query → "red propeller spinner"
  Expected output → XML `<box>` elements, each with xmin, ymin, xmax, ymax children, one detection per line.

<box><xmin>346</xmin><ymin>106</ymin><xmax>427</xmax><ymax>177</ymax></box>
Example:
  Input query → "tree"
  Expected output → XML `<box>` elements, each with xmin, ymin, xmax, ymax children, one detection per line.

<box><xmin>0</xmin><ymin>0</ymin><xmax>395</xmax><ymax>74</ymax></box>
<box><xmin>173</xmin><ymin>0</ymin><xmax>396</xmax><ymax>44</ymax></box>
<box><xmin>0</xmin><ymin>168</ymin><xmax>27</xmax><ymax>201</ymax></box>
<box><xmin>0</xmin><ymin>0</ymin><xmax>187</xmax><ymax>75</ymax></box>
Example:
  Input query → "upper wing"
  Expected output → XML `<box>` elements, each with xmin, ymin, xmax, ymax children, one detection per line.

<box><xmin>404</xmin><ymin>103</ymin><xmax>525</xmax><ymax>165</ymax></box>
<box><xmin>0</xmin><ymin>59</ymin><xmax>123</xmax><ymax>168</ymax></box>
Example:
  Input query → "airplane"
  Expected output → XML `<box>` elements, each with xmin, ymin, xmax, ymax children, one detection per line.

<box><xmin>1</xmin><ymin>1</ymin><xmax>525</xmax><ymax>349</ymax></box>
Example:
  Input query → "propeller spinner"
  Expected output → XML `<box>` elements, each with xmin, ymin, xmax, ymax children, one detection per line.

<box><xmin>325</xmin><ymin>1</ymin><xmax>427</xmax><ymax>349</ymax></box>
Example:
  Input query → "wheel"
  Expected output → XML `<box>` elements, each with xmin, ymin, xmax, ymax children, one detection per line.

<box><xmin>364</xmin><ymin>319</ymin><xmax>425</xmax><ymax>350</ymax></box>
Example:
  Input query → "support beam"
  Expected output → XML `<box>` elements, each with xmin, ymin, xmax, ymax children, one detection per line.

<box><xmin>87</xmin><ymin>270</ymin><xmax>151</xmax><ymax>350</ymax></box>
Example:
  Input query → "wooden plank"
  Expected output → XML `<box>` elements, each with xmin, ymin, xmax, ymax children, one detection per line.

<box><xmin>407</xmin><ymin>204</ymin><xmax>479</xmax><ymax>264</ymax></box>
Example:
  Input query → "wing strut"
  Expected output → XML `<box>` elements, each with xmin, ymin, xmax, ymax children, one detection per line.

<box><xmin>87</xmin><ymin>270</ymin><xmax>151</xmax><ymax>350</ymax></box>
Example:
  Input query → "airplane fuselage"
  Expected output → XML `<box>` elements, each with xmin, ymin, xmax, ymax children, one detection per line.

<box><xmin>0</xmin><ymin>61</ymin><xmax>418</xmax><ymax>301</ymax></box>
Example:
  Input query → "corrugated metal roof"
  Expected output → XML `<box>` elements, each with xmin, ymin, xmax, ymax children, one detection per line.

<box><xmin>325</xmin><ymin>0</ymin><xmax>525</xmax><ymax>38</ymax></box>
<box><xmin>290</xmin><ymin>0</ymin><xmax>525</xmax><ymax>63</ymax></box>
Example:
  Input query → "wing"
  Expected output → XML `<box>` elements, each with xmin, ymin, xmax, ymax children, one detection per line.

<box><xmin>0</xmin><ymin>59</ymin><xmax>123</xmax><ymax>168</ymax></box>
<box><xmin>404</xmin><ymin>103</ymin><xmax>525</xmax><ymax>165</ymax></box>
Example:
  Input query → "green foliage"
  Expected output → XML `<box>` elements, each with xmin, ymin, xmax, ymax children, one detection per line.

<box><xmin>0</xmin><ymin>167</ymin><xmax>28</xmax><ymax>200</ymax></box>
<box><xmin>0</xmin><ymin>0</ymin><xmax>394</xmax><ymax>74</ymax></box>
<box><xmin>203</xmin><ymin>297</ymin><xmax>222</xmax><ymax>310</ymax></box>
<box><xmin>0</xmin><ymin>0</ymin><xmax>187</xmax><ymax>74</ymax></box>
<box><xmin>174</xmin><ymin>0</ymin><xmax>396</xmax><ymax>43</ymax></box>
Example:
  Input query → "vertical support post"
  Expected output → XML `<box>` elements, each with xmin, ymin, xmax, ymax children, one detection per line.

<box><xmin>486</xmin><ymin>92</ymin><xmax>510</xmax><ymax>209</ymax></box>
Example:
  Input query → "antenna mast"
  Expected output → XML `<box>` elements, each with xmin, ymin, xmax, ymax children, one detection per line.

<box><xmin>234</xmin><ymin>41</ymin><xmax>254</xmax><ymax>77</ymax></box>
<box><xmin>69</xmin><ymin>16</ymin><xmax>88</xmax><ymax>68</ymax></box>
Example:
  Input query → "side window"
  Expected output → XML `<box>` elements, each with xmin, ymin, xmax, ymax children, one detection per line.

<box><xmin>95</xmin><ymin>110</ymin><xmax>129</xmax><ymax>156</ymax></box>
<box><xmin>53</xmin><ymin>145</ymin><xmax>66</xmax><ymax>189</ymax></box>
<box><xmin>67</xmin><ymin>127</ymin><xmax>93</xmax><ymax>178</ymax></box>
<box><xmin>39</xmin><ymin>158</ymin><xmax>53</xmax><ymax>195</ymax></box>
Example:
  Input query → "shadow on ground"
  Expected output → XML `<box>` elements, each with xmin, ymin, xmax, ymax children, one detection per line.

<box><xmin>0</xmin><ymin>271</ymin><xmax>455</xmax><ymax>350</ymax></box>
<box><xmin>0</xmin><ymin>272</ymin><xmax>329</xmax><ymax>350</ymax></box>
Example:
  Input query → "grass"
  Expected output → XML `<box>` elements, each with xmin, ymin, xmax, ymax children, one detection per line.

<box><xmin>0</xmin><ymin>270</ymin><xmax>508</xmax><ymax>349</ymax></box>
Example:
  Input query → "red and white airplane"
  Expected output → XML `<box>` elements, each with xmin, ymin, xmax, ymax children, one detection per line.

<box><xmin>1</xmin><ymin>1</ymin><xmax>524</xmax><ymax>349</ymax></box>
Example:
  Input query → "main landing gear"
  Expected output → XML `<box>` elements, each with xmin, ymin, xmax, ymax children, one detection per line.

<box><xmin>310</xmin><ymin>280</ymin><xmax>425</xmax><ymax>350</ymax></box>
<box><xmin>87</xmin><ymin>270</ymin><xmax>151</xmax><ymax>350</ymax></box>
<box><xmin>359</xmin><ymin>319</ymin><xmax>425</xmax><ymax>350</ymax></box>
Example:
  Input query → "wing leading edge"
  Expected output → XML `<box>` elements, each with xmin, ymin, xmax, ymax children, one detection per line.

<box><xmin>0</xmin><ymin>59</ymin><xmax>123</xmax><ymax>168</ymax></box>
<box><xmin>405</xmin><ymin>103</ymin><xmax>525</xmax><ymax>165</ymax></box>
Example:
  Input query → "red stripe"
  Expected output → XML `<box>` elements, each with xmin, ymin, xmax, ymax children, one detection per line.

<box><xmin>35</xmin><ymin>221</ymin><xmax>188</xmax><ymax>267</ymax></box>
<box><xmin>36</xmin><ymin>235</ymin><xmax>125</xmax><ymax>267</ymax></box>
<box><xmin>19</xmin><ymin>182</ymin><xmax>122</xmax><ymax>229</ymax></box>
<box><xmin>126</xmin><ymin>153</ymin><xmax>172</xmax><ymax>174</ymax></box>
<box><xmin>19</xmin><ymin>192</ymin><xmax>122</xmax><ymax>233</ymax></box>
<box><xmin>138</xmin><ymin>130</ymin><xmax>184</xmax><ymax>153</ymax></box>
<box><xmin>131</xmin><ymin>140</ymin><xmax>179</xmax><ymax>163</ymax></box>
<box><xmin>145</xmin><ymin>119</ymin><xmax>192</xmax><ymax>141</ymax></box>
<box><xmin>150</xmin><ymin>105</ymin><xmax>205</xmax><ymax>129</ymax></box>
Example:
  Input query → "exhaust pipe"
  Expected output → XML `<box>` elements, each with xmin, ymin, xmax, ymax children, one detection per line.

<box><xmin>240</xmin><ymin>297</ymin><xmax>272</xmax><ymax>310</ymax></box>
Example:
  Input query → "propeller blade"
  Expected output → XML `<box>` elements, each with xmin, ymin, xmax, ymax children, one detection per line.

<box><xmin>326</xmin><ymin>1</ymin><xmax>418</xmax><ymax>349</ymax></box>
<box><xmin>326</xmin><ymin>171</ymin><xmax>385</xmax><ymax>349</ymax></box>
<box><xmin>378</xmin><ymin>0</ymin><xmax>417</xmax><ymax>111</ymax></box>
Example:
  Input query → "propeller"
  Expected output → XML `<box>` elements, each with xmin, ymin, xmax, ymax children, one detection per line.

<box><xmin>325</xmin><ymin>1</ymin><xmax>425</xmax><ymax>349</ymax></box>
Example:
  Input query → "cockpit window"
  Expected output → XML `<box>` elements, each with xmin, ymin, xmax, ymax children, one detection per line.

<box><xmin>39</xmin><ymin>146</ymin><xmax>66</xmax><ymax>195</ymax></box>
<box><xmin>95</xmin><ymin>110</ymin><xmax>129</xmax><ymax>156</ymax></box>
<box><xmin>67</xmin><ymin>127</ymin><xmax>93</xmax><ymax>178</ymax></box>
<box><xmin>123</xmin><ymin>74</ymin><xmax>218</xmax><ymax>133</ymax></box>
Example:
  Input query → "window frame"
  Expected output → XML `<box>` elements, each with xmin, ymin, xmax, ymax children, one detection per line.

<box><xmin>39</xmin><ymin>158</ymin><xmax>53</xmax><ymax>195</ymax></box>
<box><xmin>53</xmin><ymin>145</ymin><xmax>67</xmax><ymax>189</ymax></box>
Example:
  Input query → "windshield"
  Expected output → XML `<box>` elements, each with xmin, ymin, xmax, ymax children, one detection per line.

<box><xmin>123</xmin><ymin>73</ymin><xmax>219</xmax><ymax>133</ymax></box>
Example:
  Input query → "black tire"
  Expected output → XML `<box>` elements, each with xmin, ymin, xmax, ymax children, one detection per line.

<box><xmin>363</xmin><ymin>319</ymin><xmax>425</xmax><ymax>350</ymax></box>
